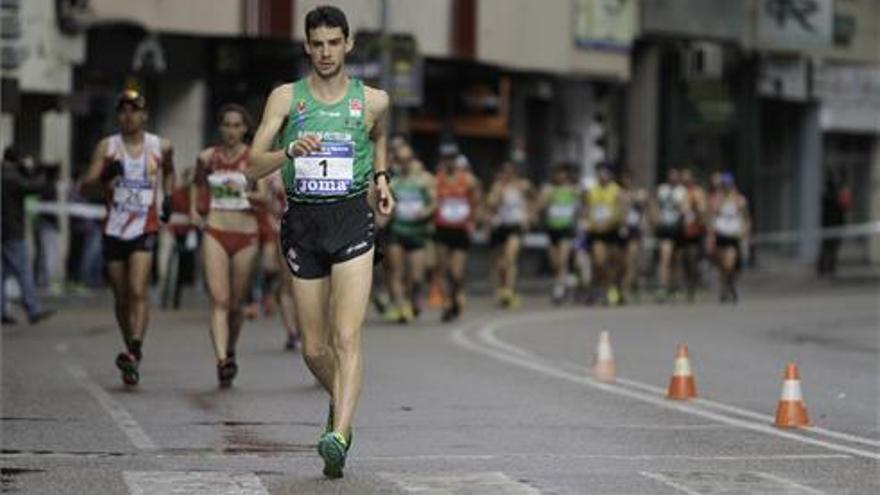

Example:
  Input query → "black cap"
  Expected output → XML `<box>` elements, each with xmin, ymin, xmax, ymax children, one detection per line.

<box><xmin>115</xmin><ymin>89</ymin><xmax>146</xmax><ymax>110</ymax></box>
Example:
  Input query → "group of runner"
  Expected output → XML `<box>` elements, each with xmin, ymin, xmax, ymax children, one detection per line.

<box><xmin>76</xmin><ymin>4</ymin><xmax>751</xmax><ymax>480</ymax></box>
<box><xmin>375</xmin><ymin>148</ymin><xmax>751</xmax><ymax>320</ymax></box>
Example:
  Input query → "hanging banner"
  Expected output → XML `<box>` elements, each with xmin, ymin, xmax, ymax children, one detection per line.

<box><xmin>573</xmin><ymin>0</ymin><xmax>636</xmax><ymax>51</ymax></box>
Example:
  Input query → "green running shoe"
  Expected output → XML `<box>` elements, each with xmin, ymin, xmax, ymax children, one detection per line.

<box><xmin>324</xmin><ymin>403</ymin><xmax>354</xmax><ymax>452</ymax></box>
<box><xmin>317</xmin><ymin>431</ymin><xmax>348</xmax><ymax>479</ymax></box>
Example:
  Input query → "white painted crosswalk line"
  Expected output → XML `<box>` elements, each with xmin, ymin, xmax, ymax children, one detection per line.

<box><xmin>380</xmin><ymin>471</ymin><xmax>541</xmax><ymax>494</ymax></box>
<box><xmin>124</xmin><ymin>471</ymin><xmax>269</xmax><ymax>495</ymax></box>
<box><xmin>639</xmin><ymin>471</ymin><xmax>826</xmax><ymax>494</ymax></box>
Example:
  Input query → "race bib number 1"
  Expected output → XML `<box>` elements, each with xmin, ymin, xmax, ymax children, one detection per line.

<box><xmin>294</xmin><ymin>141</ymin><xmax>354</xmax><ymax>196</ymax></box>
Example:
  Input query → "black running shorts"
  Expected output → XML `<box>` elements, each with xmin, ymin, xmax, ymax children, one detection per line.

<box><xmin>434</xmin><ymin>227</ymin><xmax>470</xmax><ymax>251</ymax></box>
<box><xmin>103</xmin><ymin>233</ymin><xmax>157</xmax><ymax>262</ymax></box>
<box><xmin>547</xmin><ymin>227</ymin><xmax>575</xmax><ymax>246</ymax></box>
<box><xmin>280</xmin><ymin>194</ymin><xmax>375</xmax><ymax>279</ymax></box>
<box><xmin>489</xmin><ymin>225</ymin><xmax>523</xmax><ymax>248</ymax></box>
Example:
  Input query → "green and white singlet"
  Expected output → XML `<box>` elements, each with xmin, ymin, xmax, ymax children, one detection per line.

<box><xmin>545</xmin><ymin>185</ymin><xmax>579</xmax><ymax>231</ymax></box>
<box><xmin>390</xmin><ymin>174</ymin><xmax>431</xmax><ymax>240</ymax></box>
<box><xmin>279</xmin><ymin>78</ymin><xmax>373</xmax><ymax>203</ymax></box>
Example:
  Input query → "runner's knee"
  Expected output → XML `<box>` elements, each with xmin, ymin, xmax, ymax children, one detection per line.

<box><xmin>333</xmin><ymin>330</ymin><xmax>360</xmax><ymax>357</ymax></box>
<box><xmin>128</xmin><ymin>284</ymin><xmax>149</xmax><ymax>304</ymax></box>
<box><xmin>212</xmin><ymin>295</ymin><xmax>232</xmax><ymax>311</ymax></box>
<box><xmin>303</xmin><ymin>339</ymin><xmax>333</xmax><ymax>363</ymax></box>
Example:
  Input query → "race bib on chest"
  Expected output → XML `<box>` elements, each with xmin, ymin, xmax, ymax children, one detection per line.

<box><xmin>626</xmin><ymin>208</ymin><xmax>641</xmax><ymax>227</ymax></box>
<box><xmin>661</xmin><ymin>207</ymin><xmax>681</xmax><ymax>226</ymax></box>
<box><xmin>715</xmin><ymin>204</ymin><xmax>741</xmax><ymax>235</ymax></box>
<box><xmin>439</xmin><ymin>198</ymin><xmax>470</xmax><ymax>223</ymax></box>
<box><xmin>208</xmin><ymin>171</ymin><xmax>250</xmax><ymax>210</ymax></box>
<box><xmin>293</xmin><ymin>141</ymin><xmax>354</xmax><ymax>196</ymax></box>
<box><xmin>548</xmin><ymin>203</ymin><xmax>576</xmax><ymax>222</ymax></box>
<box><xmin>591</xmin><ymin>204</ymin><xmax>612</xmax><ymax>223</ymax></box>
<box><xmin>715</xmin><ymin>216</ymin><xmax>742</xmax><ymax>236</ymax></box>
<box><xmin>396</xmin><ymin>196</ymin><xmax>425</xmax><ymax>221</ymax></box>
<box><xmin>113</xmin><ymin>179</ymin><xmax>154</xmax><ymax>213</ymax></box>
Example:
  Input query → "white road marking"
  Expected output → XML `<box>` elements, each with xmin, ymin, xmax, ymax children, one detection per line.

<box><xmin>380</xmin><ymin>471</ymin><xmax>541</xmax><ymax>494</ymax></box>
<box><xmin>639</xmin><ymin>471</ymin><xmax>702</xmax><ymax>495</ymax></box>
<box><xmin>754</xmin><ymin>472</ymin><xmax>827</xmax><ymax>495</ymax></box>
<box><xmin>64</xmin><ymin>363</ymin><xmax>158</xmax><ymax>451</ymax></box>
<box><xmin>589</xmin><ymin>424</ymin><xmax>731</xmax><ymax>430</ymax></box>
<box><xmin>124</xmin><ymin>471</ymin><xmax>268</xmax><ymax>495</ymax></box>
<box><xmin>451</xmin><ymin>321</ymin><xmax>880</xmax><ymax>460</ymax></box>
<box><xmin>0</xmin><ymin>450</ymin><xmax>848</xmax><ymax>463</ymax></box>
<box><xmin>641</xmin><ymin>471</ymin><xmax>827</xmax><ymax>494</ymax></box>
<box><xmin>473</xmin><ymin>312</ymin><xmax>880</xmax><ymax>450</ymax></box>
<box><xmin>362</xmin><ymin>453</ymin><xmax>850</xmax><ymax>462</ymax></box>
<box><xmin>487</xmin><ymin>311</ymin><xmax>880</xmax><ymax>450</ymax></box>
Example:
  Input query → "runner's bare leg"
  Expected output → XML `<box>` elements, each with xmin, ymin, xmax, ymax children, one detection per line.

<box><xmin>203</xmin><ymin>235</ymin><xmax>232</xmax><ymax>361</ymax></box>
<box><xmin>329</xmin><ymin>249</ymin><xmax>374</xmax><ymax>435</ymax></box>
<box><xmin>291</xmin><ymin>274</ymin><xmax>334</xmax><ymax>393</ymax></box>
<box><xmin>128</xmin><ymin>252</ymin><xmax>153</xmax><ymax>342</ymax></box>
<box><xmin>228</xmin><ymin>244</ymin><xmax>258</xmax><ymax>353</ymax></box>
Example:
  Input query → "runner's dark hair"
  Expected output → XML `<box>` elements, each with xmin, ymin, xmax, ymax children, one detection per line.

<box><xmin>305</xmin><ymin>5</ymin><xmax>349</xmax><ymax>40</ymax></box>
<box><xmin>217</xmin><ymin>103</ymin><xmax>253</xmax><ymax>131</ymax></box>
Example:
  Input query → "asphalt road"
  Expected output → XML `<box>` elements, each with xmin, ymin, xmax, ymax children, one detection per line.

<box><xmin>2</xmin><ymin>277</ymin><xmax>878</xmax><ymax>494</ymax></box>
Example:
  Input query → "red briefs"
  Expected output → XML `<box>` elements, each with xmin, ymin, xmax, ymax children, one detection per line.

<box><xmin>204</xmin><ymin>227</ymin><xmax>258</xmax><ymax>257</ymax></box>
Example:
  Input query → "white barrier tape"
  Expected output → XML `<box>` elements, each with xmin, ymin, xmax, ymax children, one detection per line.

<box><xmin>26</xmin><ymin>201</ymin><xmax>194</xmax><ymax>227</ymax></box>
<box><xmin>28</xmin><ymin>201</ymin><xmax>107</xmax><ymax>220</ymax></box>
<box><xmin>26</xmin><ymin>201</ymin><xmax>880</xmax><ymax>247</ymax></box>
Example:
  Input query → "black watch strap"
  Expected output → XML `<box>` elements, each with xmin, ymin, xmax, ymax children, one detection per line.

<box><xmin>373</xmin><ymin>170</ymin><xmax>390</xmax><ymax>185</ymax></box>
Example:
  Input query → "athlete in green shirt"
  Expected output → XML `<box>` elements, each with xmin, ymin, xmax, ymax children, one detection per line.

<box><xmin>246</xmin><ymin>6</ymin><xmax>393</xmax><ymax>479</ymax></box>
<box><xmin>538</xmin><ymin>164</ymin><xmax>579</xmax><ymax>304</ymax></box>
<box><xmin>386</xmin><ymin>141</ymin><xmax>435</xmax><ymax>322</ymax></box>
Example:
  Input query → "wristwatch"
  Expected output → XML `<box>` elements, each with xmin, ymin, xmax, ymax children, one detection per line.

<box><xmin>284</xmin><ymin>141</ymin><xmax>296</xmax><ymax>160</ymax></box>
<box><xmin>373</xmin><ymin>170</ymin><xmax>390</xmax><ymax>185</ymax></box>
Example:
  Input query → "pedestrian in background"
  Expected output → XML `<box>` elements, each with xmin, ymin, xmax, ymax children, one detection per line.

<box><xmin>32</xmin><ymin>163</ymin><xmax>62</xmax><ymax>293</ymax></box>
<box><xmin>1</xmin><ymin>147</ymin><xmax>55</xmax><ymax>325</ymax></box>
<box><xmin>817</xmin><ymin>172</ymin><xmax>852</xmax><ymax>278</ymax></box>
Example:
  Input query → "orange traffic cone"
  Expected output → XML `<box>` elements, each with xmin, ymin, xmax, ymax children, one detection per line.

<box><xmin>774</xmin><ymin>362</ymin><xmax>811</xmax><ymax>428</ymax></box>
<box><xmin>593</xmin><ymin>330</ymin><xmax>616</xmax><ymax>382</ymax></box>
<box><xmin>427</xmin><ymin>277</ymin><xmax>445</xmax><ymax>309</ymax></box>
<box><xmin>667</xmin><ymin>344</ymin><xmax>697</xmax><ymax>400</ymax></box>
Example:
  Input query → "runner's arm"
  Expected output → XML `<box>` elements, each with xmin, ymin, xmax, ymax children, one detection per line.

<box><xmin>579</xmin><ymin>191</ymin><xmax>591</xmax><ymax>231</ymax></box>
<box><xmin>79</xmin><ymin>138</ymin><xmax>110</xmax><ymax>198</ymax></box>
<box><xmin>248</xmin><ymin>85</ymin><xmax>296</xmax><ymax>181</ymax></box>
<box><xmin>190</xmin><ymin>150</ymin><xmax>211</xmax><ymax>223</ymax></box>
<box><xmin>161</xmin><ymin>138</ymin><xmax>176</xmax><ymax>196</ymax></box>
<box><xmin>524</xmin><ymin>180</ymin><xmax>538</xmax><ymax>226</ymax></box>
<box><xmin>485</xmin><ymin>182</ymin><xmax>501</xmax><ymax>212</ymax></box>
<box><xmin>470</xmin><ymin>175</ymin><xmax>484</xmax><ymax>226</ymax></box>
<box><xmin>247</xmin><ymin>177</ymin><xmax>270</xmax><ymax>206</ymax></box>
<box><xmin>740</xmin><ymin>196</ymin><xmax>752</xmax><ymax>243</ymax></box>
<box><xmin>423</xmin><ymin>173</ymin><xmax>437</xmax><ymax>218</ymax></box>
<box><xmin>366</xmin><ymin>86</ymin><xmax>394</xmax><ymax>216</ymax></box>
<box><xmin>648</xmin><ymin>193</ymin><xmax>659</xmax><ymax>227</ymax></box>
